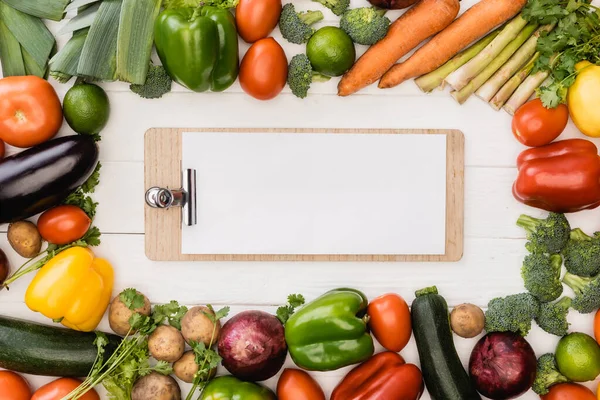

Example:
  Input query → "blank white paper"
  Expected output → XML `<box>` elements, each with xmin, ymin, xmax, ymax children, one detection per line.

<box><xmin>181</xmin><ymin>131</ymin><xmax>447</xmax><ymax>255</ymax></box>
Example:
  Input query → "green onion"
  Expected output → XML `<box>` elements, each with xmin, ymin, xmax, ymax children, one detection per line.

<box><xmin>67</xmin><ymin>0</ymin><xmax>103</xmax><ymax>12</ymax></box>
<box><xmin>50</xmin><ymin>29</ymin><xmax>89</xmax><ymax>83</ymax></box>
<box><xmin>77</xmin><ymin>0</ymin><xmax>122</xmax><ymax>81</ymax></box>
<box><xmin>58</xmin><ymin>3</ymin><xmax>100</xmax><ymax>35</ymax></box>
<box><xmin>0</xmin><ymin>19</ymin><xmax>25</xmax><ymax>76</ymax></box>
<box><xmin>2</xmin><ymin>0</ymin><xmax>69</xmax><ymax>21</ymax></box>
<box><xmin>116</xmin><ymin>0</ymin><xmax>163</xmax><ymax>84</ymax></box>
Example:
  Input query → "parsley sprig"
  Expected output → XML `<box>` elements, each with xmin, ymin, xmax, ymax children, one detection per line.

<box><xmin>64</xmin><ymin>162</ymin><xmax>102</xmax><ymax>218</ymax></box>
<box><xmin>276</xmin><ymin>294</ymin><xmax>305</xmax><ymax>324</ymax></box>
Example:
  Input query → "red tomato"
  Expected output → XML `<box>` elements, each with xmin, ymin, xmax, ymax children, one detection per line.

<box><xmin>594</xmin><ymin>309</ymin><xmax>600</xmax><ymax>345</ymax></box>
<box><xmin>277</xmin><ymin>368</ymin><xmax>326</xmax><ymax>400</ymax></box>
<box><xmin>512</xmin><ymin>98</ymin><xmax>569</xmax><ymax>147</ymax></box>
<box><xmin>236</xmin><ymin>0</ymin><xmax>282</xmax><ymax>43</ymax></box>
<box><xmin>0</xmin><ymin>76</ymin><xmax>63</xmax><ymax>148</ymax></box>
<box><xmin>541</xmin><ymin>383</ymin><xmax>595</xmax><ymax>400</ymax></box>
<box><xmin>0</xmin><ymin>371</ymin><xmax>31</xmax><ymax>400</ymax></box>
<box><xmin>0</xmin><ymin>139</ymin><xmax>4</xmax><ymax>159</ymax></box>
<box><xmin>32</xmin><ymin>378</ymin><xmax>99</xmax><ymax>400</ymax></box>
<box><xmin>367</xmin><ymin>293</ymin><xmax>412</xmax><ymax>352</ymax></box>
<box><xmin>239</xmin><ymin>38</ymin><xmax>287</xmax><ymax>100</ymax></box>
<box><xmin>37</xmin><ymin>205</ymin><xmax>91</xmax><ymax>245</ymax></box>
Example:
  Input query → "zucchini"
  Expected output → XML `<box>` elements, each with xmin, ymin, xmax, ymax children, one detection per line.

<box><xmin>0</xmin><ymin>315</ymin><xmax>120</xmax><ymax>377</ymax></box>
<box><xmin>411</xmin><ymin>286</ymin><xmax>481</xmax><ymax>400</ymax></box>
<box><xmin>0</xmin><ymin>135</ymin><xmax>98</xmax><ymax>223</ymax></box>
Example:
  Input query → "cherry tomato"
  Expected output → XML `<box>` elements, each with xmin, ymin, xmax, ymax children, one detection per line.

<box><xmin>512</xmin><ymin>98</ymin><xmax>569</xmax><ymax>147</ymax></box>
<box><xmin>0</xmin><ymin>371</ymin><xmax>31</xmax><ymax>400</ymax></box>
<box><xmin>239</xmin><ymin>38</ymin><xmax>287</xmax><ymax>100</ymax></box>
<box><xmin>0</xmin><ymin>76</ymin><xmax>63</xmax><ymax>148</ymax></box>
<box><xmin>236</xmin><ymin>0</ymin><xmax>282</xmax><ymax>43</ymax></box>
<box><xmin>277</xmin><ymin>368</ymin><xmax>326</xmax><ymax>400</ymax></box>
<box><xmin>32</xmin><ymin>378</ymin><xmax>99</xmax><ymax>400</ymax></box>
<box><xmin>367</xmin><ymin>293</ymin><xmax>412</xmax><ymax>352</ymax></box>
<box><xmin>541</xmin><ymin>383</ymin><xmax>595</xmax><ymax>400</ymax></box>
<box><xmin>37</xmin><ymin>205</ymin><xmax>91</xmax><ymax>245</ymax></box>
<box><xmin>0</xmin><ymin>139</ymin><xmax>5</xmax><ymax>159</ymax></box>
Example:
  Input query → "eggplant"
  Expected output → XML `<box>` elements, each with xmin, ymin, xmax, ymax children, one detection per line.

<box><xmin>0</xmin><ymin>136</ymin><xmax>99</xmax><ymax>224</ymax></box>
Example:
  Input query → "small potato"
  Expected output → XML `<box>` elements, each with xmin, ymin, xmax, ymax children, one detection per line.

<box><xmin>131</xmin><ymin>372</ymin><xmax>181</xmax><ymax>400</ymax></box>
<box><xmin>451</xmin><ymin>303</ymin><xmax>485</xmax><ymax>339</ymax></box>
<box><xmin>173</xmin><ymin>351</ymin><xmax>216</xmax><ymax>383</ymax></box>
<box><xmin>181</xmin><ymin>306</ymin><xmax>221</xmax><ymax>346</ymax></box>
<box><xmin>148</xmin><ymin>325</ymin><xmax>185</xmax><ymax>363</ymax></box>
<box><xmin>0</xmin><ymin>248</ymin><xmax>9</xmax><ymax>285</ymax></box>
<box><xmin>7</xmin><ymin>221</ymin><xmax>41</xmax><ymax>258</ymax></box>
<box><xmin>109</xmin><ymin>291</ymin><xmax>151</xmax><ymax>336</ymax></box>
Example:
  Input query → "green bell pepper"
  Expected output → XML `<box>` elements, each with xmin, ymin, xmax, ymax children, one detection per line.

<box><xmin>154</xmin><ymin>7</ymin><xmax>238</xmax><ymax>92</ymax></box>
<box><xmin>285</xmin><ymin>288</ymin><xmax>374</xmax><ymax>371</ymax></box>
<box><xmin>200</xmin><ymin>376</ymin><xmax>276</xmax><ymax>400</ymax></box>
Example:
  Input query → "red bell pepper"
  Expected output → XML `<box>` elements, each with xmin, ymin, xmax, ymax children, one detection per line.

<box><xmin>513</xmin><ymin>139</ymin><xmax>600</xmax><ymax>212</ymax></box>
<box><xmin>331</xmin><ymin>351</ymin><xmax>424</xmax><ymax>400</ymax></box>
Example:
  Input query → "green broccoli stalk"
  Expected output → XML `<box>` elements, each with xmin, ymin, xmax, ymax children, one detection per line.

<box><xmin>130</xmin><ymin>64</ymin><xmax>172</xmax><ymax>99</ymax></box>
<box><xmin>340</xmin><ymin>7</ymin><xmax>390</xmax><ymax>45</ymax></box>
<box><xmin>535</xmin><ymin>297</ymin><xmax>572</xmax><ymax>336</ymax></box>
<box><xmin>532</xmin><ymin>353</ymin><xmax>570</xmax><ymax>395</ymax></box>
<box><xmin>311</xmin><ymin>0</ymin><xmax>350</xmax><ymax>16</ymax></box>
<box><xmin>485</xmin><ymin>293</ymin><xmax>540</xmax><ymax>336</ymax></box>
<box><xmin>287</xmin><ymin>54</ymin><xmax>330</xmax><ymax>99</ymax></box>
<box><xmin>563</xmin><ymin>272</ymin><xmax>600</xmax><ymax>314</ymax></box>
<box><xmin>521</xmin><ymin>253</ymin><xmax>564</xmax><ymax>302</ymax></box>
<box><xmin>516</xmin><ymin>213</ymin><xmax>570</xmax><ymax>254</ymax></box>
<box><xmin>279</xmin><ymin>4</ymin><xmax>324</xmax><ymax>45</ymax></box>
<box><xmin>563</xmin><ymin>228</ymin><xmax>600</xmax><ymax>277</ymax></box>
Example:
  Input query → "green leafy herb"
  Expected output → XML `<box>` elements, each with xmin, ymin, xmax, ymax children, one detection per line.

<box><xmin>276</xmin><ymin>294</ymin><xmax>305</xmax><ymax>324</ymax></box>
<box><xmin>64</xmin><ymin>162</ymin><xmax>102</xmax><ymax>217</ymax></box>
<box><xmin>120</xmin><ymin>289</ymin><xmax>146</xmax><ymax>310</ymax></box>
<box><xmin>153</xmin><ymin>301</ymin><xmax>188</xmax><ymax>330</ymax></box>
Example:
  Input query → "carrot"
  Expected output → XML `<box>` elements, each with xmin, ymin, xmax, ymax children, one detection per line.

<box><xmin>379</xmin><ymin>0</ymin><xmax>528</xmax><ymax>89</ymax></box>
<box><xmin>337</xmin><ymin>0</ymin><xmax>459</xmax><ymax>97</ymax></box>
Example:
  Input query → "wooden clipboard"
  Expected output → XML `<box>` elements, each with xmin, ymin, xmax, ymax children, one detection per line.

<box><xmin>144</xmin><ymin>128</ymin><xmax>464</xmax><ymax>262</ymax></box>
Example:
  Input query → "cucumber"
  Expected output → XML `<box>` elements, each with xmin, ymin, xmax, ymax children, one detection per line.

<box><xmin>411</xmin><ymin>286</ymin><xmax>481</xmax><ymax>400</ymax></box>
<box><xmin>0</xmin><ymin>315</ymin><xmax>121</xmax><ymax>377</ymax></box>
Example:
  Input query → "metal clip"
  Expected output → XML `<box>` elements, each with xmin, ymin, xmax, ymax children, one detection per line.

<box><xmin>145</xmin><ymin>169</ymin><xmax>197</xmax><ymax>226</ymax></box>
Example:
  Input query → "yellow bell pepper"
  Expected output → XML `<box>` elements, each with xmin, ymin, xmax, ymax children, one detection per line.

<box><xmin>567</xmin><ymin>61</ymin><xmax>600</xmax><ymax>138</ymax></box>
<box><xmin>25</xmin><ymin>247</ymin><xmax>114</xmax><ymax>332</ymax></box>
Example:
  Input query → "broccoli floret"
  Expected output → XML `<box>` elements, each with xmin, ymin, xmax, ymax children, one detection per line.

<box><xmin>130</xmin><ymin>64</ymin><xmax>172</xmax><ymax>99</ymax></box>
<box><xmin>485</xmin><ymin>293</ymin><xmax>540</xmax><ymax>336</ymax></box>
<box><xmin>279</xmin><ymin>4</ymin><xmax>324</xmax><ymax>44</ymax></box>
<box><xmin>521</xmin><ymin>253</ymin><xmax>564</xmax><ymax>302</ymax></box>
<box><xmin>516</xmin><ymin>213</ymin><xmax>570</xmax><ymax>254</ymax></box>
<box><xmin>535</xmin><ymin>297</ymin><xmax>572</xmax><ymax>336</ymax></box>
<box><xmin>532</xmin><ymin>353</ymin><xmax>570</xmax><ymax>395</ymax></box>
<box><xmin>563</xmin><ymin>228</ymin><xmax>600</xmax><ymax>277</ymax></box>
<box><xmin>340</xmin><ymin>7</ymin><xmax>390</xmax><ymax>45</ymax></box>
<box><xmin>562</xmin><ymin>272</ymin><xmax>600</xmax><ymax>313</ymax></box>
<box><xmin>312</xmin><ymin>0</ymin><xmax>349</xmax><ymax>16</ymax></box>
<box><xmin>287</xmin><ymin>54</ymin><xmax>330</xmax><ymax>99</ymax></box>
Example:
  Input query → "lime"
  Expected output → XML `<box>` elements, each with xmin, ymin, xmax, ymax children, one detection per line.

<box><xmin>63</xmin><ymin>83</ymin><xmax>110</xmax><ymax>136</ymax></box>
<box><xmin>307</xmin><ymin>26</ymin><xmax>356</xmax><ymax>77</ymax></box>
<box><xmin>556</xmin><ymin>332</ymin><xmax>600</xmax><ymax>382</ymax></box>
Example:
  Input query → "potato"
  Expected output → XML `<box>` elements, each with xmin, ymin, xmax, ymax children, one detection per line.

<box><xmin>181</xmin><ymin>306</ymin><xmax>221</xmax><ymax>346</ymax></box>
<box><xmin>148</xmin><ymin>325</ymin><xmax>185</xmax><ymax>363</ymax></box>
<box><xmin>450</xmin><ymin>303</ymin><xmax>485</xmax><ymax>338</ymax></box>
<box><xmin>173</xmin><ymin>350</ymin><xmax>216</xmax><ymax>383</ymax></box>
<box><xmin>0</xmin><ymin>249</ymin><xmax>9</xmax><ymax>285</ymax></box>
<box><xmin>109</xmin><ymin>290</ymin><xmax>151</xmax><ymax>336</ymax></box>
<box><xmin>131</xmin><ymin>372</ymin><xmax>181</xmax><ymax>400</ymax></box>
<box><xmin>7</xmin><ymin>221</ymin><xmax>41</xmax><ymax>258</ymax></box>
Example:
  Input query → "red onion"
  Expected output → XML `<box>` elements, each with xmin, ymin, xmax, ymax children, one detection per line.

<box><xmin>469</xmin><ymin>332</ymin><xmax>536</xmax><ymax>400</ymax></box>
<box><xmin>368</xmin><ymin>0</ymin><xmax>420</xmax><ymax>9</ymax></box>
<box><xmin>217</xmin><ymin>310</ymin><xmax>287</xmax><ymax>381</ymax></box>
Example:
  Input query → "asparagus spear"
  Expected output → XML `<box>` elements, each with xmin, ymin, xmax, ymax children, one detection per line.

<box><xmin>490</xmin><ymin>53</ymin><xmax>539</xmax><ymax>110</ymax></box>
<box><xmin>451</xmin><ymin>23</ymin><xmax>538</xmax><ymax>105</ymax></box>
<box><xmin>414</xmin><ymin>30</ymin><xmax>500</xmax><ymax>93</ymax></box>
<box><xmin>476</xmin><ymin>24</ymin><xmax>554</xmax><ymax>102</ymax></box>
<box><xmin>445</xmin><ymin>14</ymin><xmax>529</xmax><ymax>91</ymax></box>
<box><xmin>503</xmin><ymin>70</ymin><xmax>549</xmax><ymax>115</ymax></box>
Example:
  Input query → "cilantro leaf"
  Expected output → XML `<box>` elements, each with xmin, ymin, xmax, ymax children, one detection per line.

<box><xmin>276</xmin><ymin>294</ymin><xmax>305</xmax><ymax>324</ymax></box>
<box><xmin>120</xmin><ymin>289</ymin><xmax>146</xmax><ymax>311</ymax></box>
<box><xmin>153</xmin><ymin>301</ymin><xmax>188</xmax><ymax>330</ymax></box>
<box><xmin>82</xmin><ymin>162</ymin><xmax>102</xmax><ymax>194</ymax></box>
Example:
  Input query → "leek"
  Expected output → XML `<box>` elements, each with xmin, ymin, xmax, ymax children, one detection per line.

<box><xmin>23</xmin><ymin>47</ymin><xmax>47</xmax><ymax>77</ymax></box>
<box><xmin>0</xmin><ymin>19</ymin><xmax>25</xmax><ymax>76</ymax></box>
<box><xmin>2</xmin><ymin>0</ymin><xmax>69</xmax><ymax>21</ymax></box>
<box><xmin>503</xmin><ymin>71</ymin><xmax>549</xmax><ymax>115</ymax></box>
<box><xmin>67</xmin><ymin>0</ymin><xmax>103</xmax><ymax>12</ymax></box>
<box><xmin>50</xmin><ymin>29</ymin><xmax>89</xmax><ymax>83</ymax></box>
<box><xmin>490</xmin><ymin>53</ymin><xmax>539</xmax><ymax>111</ymax></box>
<box><xmin>58</xmin><ymin>3</ymin><xmax>100</xmax><ymax>35</ymax></box>
<box><xmin>445</xmin><ymin>14</ymin><xmax>529</xmax><ymax>91</ymax></box>
<box><xmin>77</xmin><ymin>0</ymin><xmax>122</xmax><ymax>81</ymax></box>
<box><xmin>116</xmin><ymin>0</ymin><xmax>162</xmax><ymax>84</ymax></box>
<box><xmin>451</xmin><ymin>23</ymin><xmax>538</xmax><ymax>105</ymax></box>
<box><xmin>414</xmin><ymin>30</ymin><xmax>499</xmax><ymax>93</ymax></box>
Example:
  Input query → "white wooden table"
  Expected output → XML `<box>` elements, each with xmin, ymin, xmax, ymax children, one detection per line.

<box><xmin>2</xmin><ymin>0</ymin><xmax>600</xmax><ymax>398</ymax></box>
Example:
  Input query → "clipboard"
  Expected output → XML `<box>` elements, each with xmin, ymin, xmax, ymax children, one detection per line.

<box><xmin>144</xmin><ymin>128</ymin><xmax>464</xmax><ymax>262</ymax></box>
